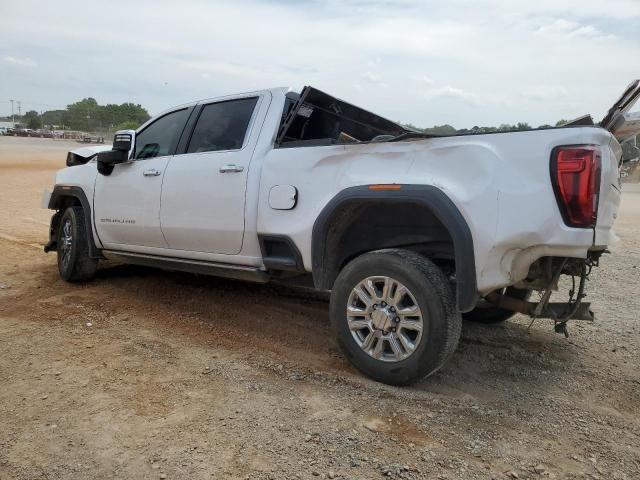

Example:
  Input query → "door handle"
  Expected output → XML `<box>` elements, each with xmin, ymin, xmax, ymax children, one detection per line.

<box><xmin>143</xmin><ymin>169</ymin><xmax>161</xmax><ymax>177</ymax></box>
<box><xmin>219</xmin><ymin>164</ymin><xmax>244</xmax><ymax>173</ymax></box>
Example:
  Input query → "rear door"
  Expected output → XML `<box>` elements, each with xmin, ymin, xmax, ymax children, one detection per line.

<box><xmin>159</xmin><ymin>94</ymin><xmax>265</xmax><ymax>254</ymax></box>
<box><xmin>93</xmin><ymin>107</ymin><xmax>191</xmax><ymax>249</ymax></box>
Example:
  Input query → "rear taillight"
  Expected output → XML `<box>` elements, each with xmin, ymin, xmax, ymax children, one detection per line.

<box><xmin>551</xmin><ymin>145</ymin><xmax>601</xmax><ymax>228</ymax></box>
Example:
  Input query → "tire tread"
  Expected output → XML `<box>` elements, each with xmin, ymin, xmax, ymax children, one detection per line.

<box><xmin>330</xmin><ymin>248</ymin><xmax>462</xmax><ymax>385</ymax></box>
<box><xmin>57</xmin><ymin>206</ymin><xmax>97</xmax><ymax>282</ymax></box>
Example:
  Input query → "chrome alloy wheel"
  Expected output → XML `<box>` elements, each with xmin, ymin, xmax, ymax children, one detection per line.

<box><xmin>346</xmin><ymin>276</ymin><xmax>424</xmax><ymax>362</ymax></box>
<box><xmin>60</xmin><ymin>218</ymin><xmax>73</xmax><ymax>270</ymax></box>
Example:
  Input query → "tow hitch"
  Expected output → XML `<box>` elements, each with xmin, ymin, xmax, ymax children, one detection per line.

<box><xmin>484</xmin><ymin>292</ymin><xmax>595</xmax><ymax>322</ymax></box>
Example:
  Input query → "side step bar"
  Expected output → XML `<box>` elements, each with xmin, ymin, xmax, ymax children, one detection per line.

<box><xmin>102</xmin><ymin>250</ymin><xmax>270</xmax><ymax>283</ymax></box>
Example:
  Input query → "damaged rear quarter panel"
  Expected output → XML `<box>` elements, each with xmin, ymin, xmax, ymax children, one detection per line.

<box><xmin>257</xmin><ymin>138</ymin><xmax>499</xmax><ymax>285</ymax></box>
<box><xmin>257</xmin><ymin>126</ymin><xmax>610</xmax><ymax>294</ymax></box>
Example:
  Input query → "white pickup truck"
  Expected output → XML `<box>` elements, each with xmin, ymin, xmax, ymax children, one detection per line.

<box><xmin>43</xmin><ymin>81</ymin><xmax>640</xmax><ymax>385</ymax></box>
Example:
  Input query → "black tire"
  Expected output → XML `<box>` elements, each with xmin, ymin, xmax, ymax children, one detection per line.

<box><xmin>56</xmin><ymin>206</ymin><xmax>98</xmax><ymax>282</ymax></box>
<box><xmin>463</xmin><ymin>287</ymin><xmax>530</xmax><ymax>324</ymax></box>
<box><xmin>330</xmin><ymin>249</ymin><xmax>461</xmax><ymax>386</ymax></box>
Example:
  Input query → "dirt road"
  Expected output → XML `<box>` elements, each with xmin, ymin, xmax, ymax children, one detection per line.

<box><xmin>0</xmin><ymin>136</ymin><xmax>638</xmax><ymax>479</ymax></box>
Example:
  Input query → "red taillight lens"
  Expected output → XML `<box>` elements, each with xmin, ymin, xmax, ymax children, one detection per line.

<box><xmin>551</xmin><ymin>146</ymin><xmax>601</xmax><ymax>228</ymax></box>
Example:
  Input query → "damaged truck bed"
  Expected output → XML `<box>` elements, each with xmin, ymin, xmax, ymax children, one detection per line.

<box><xmin>45</xmin><ymin>81</ymin><xmax>639</xmax><ymax>384</ymax></box>
<box><xmin>277</xmin><ymin>82</ymin><xmax>640</xmax><ymax>147</ymax></box>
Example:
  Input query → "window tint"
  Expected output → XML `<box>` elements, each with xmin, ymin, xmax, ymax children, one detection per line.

<box><xmin>187</xmin><ymin>97</ymin><xmax>258</xmax><ymax>153</ymax></box>
<box><xmin>134</xmin><ymin>108</ymin><xmax>189</xmax><ymax>159</ymax></box>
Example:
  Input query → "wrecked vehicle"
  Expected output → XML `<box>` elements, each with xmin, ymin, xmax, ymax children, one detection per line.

<box><xmin>42</xmin><ymin>81</ymin><xmax>640</xmax><ymax>385</ymax></box>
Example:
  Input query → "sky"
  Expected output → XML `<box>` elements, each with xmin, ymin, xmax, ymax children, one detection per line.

<box><xmin>0</xmin><ymin>0</ymin><xmax>639</xmax><ymax>129</ymax></box>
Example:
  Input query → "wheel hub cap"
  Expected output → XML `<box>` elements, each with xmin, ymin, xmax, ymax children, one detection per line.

<box><xmin>346</xmin><ymin>276</ymin><xmax>424</xmax><ymax>363</ymax></box>
<box><xmin>371</xmin><ymin>306</ymin><xmax>394</xmax><ymax>332</ymax></box>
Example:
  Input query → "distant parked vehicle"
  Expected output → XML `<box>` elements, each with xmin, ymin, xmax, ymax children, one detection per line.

<box><xmin>34</xmin><ymin>129</ymin><xmax>54</xmax><ymax>138</ymax></box>
<box><xmin>79</xmin><ymin>135</ymin><xmax>105</xmax><ymax>144</ymax></box>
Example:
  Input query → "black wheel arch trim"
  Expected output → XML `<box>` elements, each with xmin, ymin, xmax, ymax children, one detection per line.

<box><xmin>47</xmin><ymin>186</ymin><xmax>103</xmax><ymax>259</ymax></box>
<box><xmin>311</xmin><ymin>185</ymin><xmax>478</xmax><ymax>312</ymax></box>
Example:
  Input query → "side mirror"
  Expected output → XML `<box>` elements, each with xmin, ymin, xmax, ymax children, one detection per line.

<box><xmin>113</xmin><ymin>130</ymin><xmax>134</xmax><ymax>153</ymax></box>
<box><xmin>97</xmin><ymin>129</ymin><xmax>135</xmax><ymax>175</ymax></box>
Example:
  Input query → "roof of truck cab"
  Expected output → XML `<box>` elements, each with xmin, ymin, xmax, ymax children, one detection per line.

<box><xmin>194</xmin><ymin>87</ymin><xmax>291</xmax><ymax>106</ymax></box>
<box><xmin>137</xmin><ymin>88</ymin><xmax>292</xmax><ymax>133</ymax></box>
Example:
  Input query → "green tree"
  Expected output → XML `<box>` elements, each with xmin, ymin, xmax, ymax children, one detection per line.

<box><xmin>115</xmin><ymin>120</ymin><xmax>141</xmax><ymax>131</ymax></box>
<box><xmin>60</xmin><ymin>98</ymin><xmax>150</xmax><ymax>132</ymax></box>
<box><xmin>412</xmin><ymin>118</ymin><xmax>578</xmax><ymax>136</ymax></box>
<box><xmin>423</xmin><ymin>124</ymin><xmax>457</xmax><ymax>135</ymax></box>
<box><xmin>23</xmin><ymin>110</ymin><xmax>42</xmax><ymax>129</ymax></box>
<box><xmin>63</xmin><ymin>98</ymin><xmax>99</xmax><ymax>131</ymax></box>
<box><xmin>41</xmin><ymin>110</ymin><xmax>65</xmax><ymax>128</ymax></box>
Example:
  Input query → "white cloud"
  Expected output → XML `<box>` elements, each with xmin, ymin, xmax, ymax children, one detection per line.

<box><xmin>420</xmin><ymin>76</ymin><xmax>435</xmax><ymax>86</ymax></box>
<box><xmin>181</xmin><ymin>60</ymin><xmax>263</xmax><ymax>80</ymax></box>
<box><xmin>426</xmin><ymin>85</ymin><xmax>479</xmax><ymax>105</ymax></box>
<box><xmin>361</xmin><ymin>71</ymin><xmax>388</xmax><ymax>88</ymax></box>
<box><xmin>452</xmin><ymin>0</ymin><xmax>640</xmax><ymax>20</ymax></box>
<box><xmin>0</xmin><ymin>0</ymin><xmax>637</xmax><ymax>128</ymax></box>
<box><xmin>523</xmin><ymin>85</ymin><xmax>569</xmax><ymax>101</ymax></box>
<box><xmin>3</xmin><ymin>55</ymin><xmax>36</xmax><ymax>67</ymax></box>
<box><xmin>536</xmin><ymin>19</ymin><xmax>615</xmax><ymax>40</ymax></box>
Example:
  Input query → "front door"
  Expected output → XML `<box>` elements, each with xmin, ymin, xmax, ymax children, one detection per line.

<box><xmin>160</xmin><ymin>95</ymin><xmax>262</xmax><ymax>254</ymax></box>
<box><xmin>94</xmin><ymin>107</ymin><xmax>191</xmax><ymax>249</ymax></box>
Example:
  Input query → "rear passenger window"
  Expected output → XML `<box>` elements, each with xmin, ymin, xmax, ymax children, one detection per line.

<box><xmin>187</xmin><ymin>97</ymin><xmax>258</xmax><ymax>153</ymax></box>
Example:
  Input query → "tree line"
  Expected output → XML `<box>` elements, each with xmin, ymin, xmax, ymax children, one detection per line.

<box><xmin>6</xmin><ymin>97</ymin><xmax>150</xmax><ymax>133</ymax></box>
<box><xmin>404</xmin><ymin>119</ymin><xmax>570</xmax><ymax>136</ymax></box>
<box><xmin>4</xmin><ymin>101</ymin><xmax>637</xmax><ymax>154</ymax></box>
<box><xmin>406</xmin><ymin>120</ymin><xmax>638</xmax><ymax>159</ymax></box>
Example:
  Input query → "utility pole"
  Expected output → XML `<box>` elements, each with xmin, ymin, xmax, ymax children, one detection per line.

<box><xmin>17</xmin><ymin>101</ymin><xmax>21</xmax><ymax>116</ymax></box>
<box><xmin>10</xmin><ymin>100</ymin><xmax>14</xmax><ymax>123</ymax></box>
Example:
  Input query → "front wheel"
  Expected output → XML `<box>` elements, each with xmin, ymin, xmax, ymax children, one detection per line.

<box><xmin>330</xmin><ymin>249</ymin><xmax>461</xmax><ymax>386</ymax></box>
<box><xmin>57</xmin><ymin>206</ymin><xmax>98</xmax><ymax>282</ymax></box>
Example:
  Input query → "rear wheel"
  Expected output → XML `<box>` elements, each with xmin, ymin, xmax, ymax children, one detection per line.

<box><xmin>463</xmin><ymin>287</ymin><xmax>530</xmax><ymax>324</ymax></box>
<box><xmin>57</xmin><ymin>206</ymin><xmax>98</xmax><ymax>282</ymax></box>
<box><xmin>330</xmin><ymin>249</ymin><xmax>461</xmax><ymax>385</ymax></box>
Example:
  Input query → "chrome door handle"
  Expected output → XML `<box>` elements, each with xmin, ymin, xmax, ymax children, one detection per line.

<box><xmin>143</xmin><ymin>169</ymin><xmax>161</xmax><ymax>177</ymax></box>
<box><xmin>219</xmin><ymin>164</ymin><xmax>244</xmax><ymax>173</ymax></box>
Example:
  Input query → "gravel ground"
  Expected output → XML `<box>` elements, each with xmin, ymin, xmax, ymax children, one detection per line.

<box><xmin>0</xmin><ymin>136</ymin><xmax>638</xmax><ymax>480</ymax></box>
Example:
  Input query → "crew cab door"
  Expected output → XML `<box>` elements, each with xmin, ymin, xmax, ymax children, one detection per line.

<box><xmin>93</xmin><ymin>107</ymin><xmax>192</xmax><ymax>249</ymax></box>
<box><xmin>159</xmin><ymin>94</ymin><xmax>266</xmax><ymax>254</ymax></box>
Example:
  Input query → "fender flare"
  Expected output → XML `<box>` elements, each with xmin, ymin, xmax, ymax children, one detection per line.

<box><xmin>311</xmin><ymin>185</ymin><xmax>478</xmax><ymax>312</ymax></box>
<box><xmin>47</xmin><ymin>186</ymin><xmax>103</xmax><ymax>259</ymax></box>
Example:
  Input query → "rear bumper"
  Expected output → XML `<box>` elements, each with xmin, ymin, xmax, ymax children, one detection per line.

<box><xmin>506</xmin><ymin>244</ymin><xmax>589</xmax><ymax>285</ymax></box>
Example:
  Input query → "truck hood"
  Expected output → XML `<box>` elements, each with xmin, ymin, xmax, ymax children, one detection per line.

<box><xmin>66</xmin><ymin>145</ymin><xmax>112</xmax><ymax>166</ymax></box>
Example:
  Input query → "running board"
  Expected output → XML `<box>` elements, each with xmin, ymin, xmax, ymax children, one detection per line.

<box><xmin>102</xmin><ymin>250</ymin><xmax>270</xmax><ymax>283</ymax></box>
